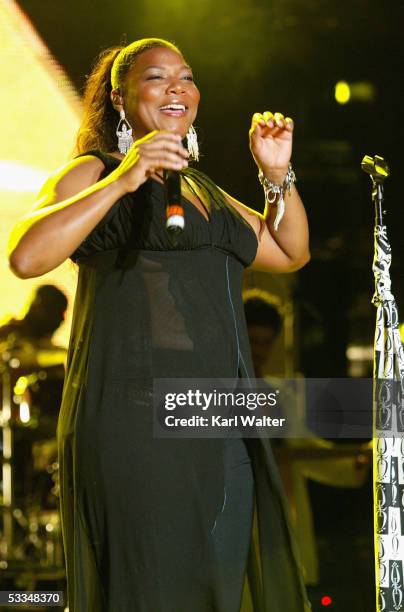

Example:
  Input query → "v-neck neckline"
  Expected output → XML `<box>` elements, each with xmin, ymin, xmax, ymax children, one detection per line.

<box><xmin>103</xmin><ymin>153</ymin><xmax>212</xmax><ymax>225</ymax></box>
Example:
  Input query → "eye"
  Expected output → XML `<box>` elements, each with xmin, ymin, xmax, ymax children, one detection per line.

<box><xmin>183</xmin><ymin>75</ymin><xmax>194</xmax><ymax>81</ymax></box>
<box><xmin>146</xmin><ymin>75</ymin><xmax>163</xmax><ymax>80</ymax></box>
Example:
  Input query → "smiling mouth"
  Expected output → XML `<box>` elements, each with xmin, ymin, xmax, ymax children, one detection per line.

<box><xmin>159</xmin><ymin>103</ymin><xmax>187</xmax><ymax>117</ymax></box>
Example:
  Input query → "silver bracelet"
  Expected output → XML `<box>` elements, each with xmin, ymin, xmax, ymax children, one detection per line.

<box><xmin>258</xmin><ymin>163</ymin><xmax>296</xmax><ymax>230</ymax></box>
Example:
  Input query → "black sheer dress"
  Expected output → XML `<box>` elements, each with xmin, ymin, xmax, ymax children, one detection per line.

<box><xmin>56</xmin><ymin>150</ymin><xmax>311</xmax><ymax>611</ymax></box>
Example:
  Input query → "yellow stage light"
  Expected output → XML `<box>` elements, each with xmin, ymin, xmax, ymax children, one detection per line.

<box><xmin>335</xmin><ymin>81</ymin><xmax>351</xmax><ymax>105</ymax></box>
<box><xmin>0</xmin><ymin>161</ymin><xmax>49</xmax><ymax>193</ymax></box>
<box><xmin>0</xmin><ymin>0</ymin><xmax>82</xmax><ymax>349</ymax></box>
<box><xmin>19</xmin><ymin>401</ymin><xmax>30</xmax><ymax>423</ymax></box>
<box><xmin>335</xmin><ymin>80</ymin><xmax>376</xmax><ymax>105</ymax></box>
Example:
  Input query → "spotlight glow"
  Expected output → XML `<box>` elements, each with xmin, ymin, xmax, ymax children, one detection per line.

<box><xmin>0</xmin><ymin>0</ymin><xmax>82</xmax><ymax>349</ymax></box>
<box><xmin>0</xmin><ymin>162</ymin><xmax>49</xmax><ymax>193</ymax></box>
<box><xmin>19</xmin><ymin>401</ymin><xmax>30</xmax><ymax>423</ymax></box>
<box><xmin>335</xmin><ymin>81</ymin><xmax>351</xmax><ymax>104</ymax></box>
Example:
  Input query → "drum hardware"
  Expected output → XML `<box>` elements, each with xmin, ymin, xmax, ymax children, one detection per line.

<box><xmin>0</xmin><ymin>342</ymin><xmax>65</xmax><ymax>574</ymax></box>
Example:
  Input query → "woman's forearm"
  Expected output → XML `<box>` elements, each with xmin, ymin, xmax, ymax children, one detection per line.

<box><xmin>8</xmin><ymin>170</ymin><xmax>128</xmax><ymax>279</ymax></box>
<box><xmin>249</xmin><ymin>110</ymin><xmax>309</xmax><ymax>269</ymax></box>
<box><xmin>264</xmin><ymin>183</ymin><xmax>310</xmax><ymax>266</ymax></box>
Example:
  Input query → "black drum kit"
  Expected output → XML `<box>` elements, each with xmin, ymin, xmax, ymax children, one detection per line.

<box><xmin>0</xmin><ymin>337</ymin><xmax>66</xmax><ymax>594</ymax></box>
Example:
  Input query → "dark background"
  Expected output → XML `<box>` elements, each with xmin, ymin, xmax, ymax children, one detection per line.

<box><xmin>16</xmin><ymin>1</ymin><xmax>403</xmax><ymax>609</ymax></box>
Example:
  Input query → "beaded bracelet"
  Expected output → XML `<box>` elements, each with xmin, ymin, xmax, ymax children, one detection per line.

<box><xmin>258</xmin><ymin>163</ymin><xmax>296</xmax><ymax>230</ymax></box>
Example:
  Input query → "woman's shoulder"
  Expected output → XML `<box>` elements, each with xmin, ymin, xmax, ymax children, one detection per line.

<box><xmin>55</xmin><ymin>149</ymin><xmax>123</xmax><ymax>191</ymax></box>
<box><xmin>73</xmin><ymin>149</ymin><xmax>123</xmax><ymax>169</ymax></box>
<box><xmin>31</xmin><ymin>152</ymin><xmax>109</xmax><ymax>214</ymax></box>
<box><xmin>32</xmin><ymin>149</ymin><xmax>125</xmax><ymax>219</ymax></box>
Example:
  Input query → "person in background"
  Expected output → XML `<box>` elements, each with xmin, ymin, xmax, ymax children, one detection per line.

<box><xmin>243</xmin><ymin>289</ymin><xmax>283</xmax><ymax>379</ymax></box>
<box><xmin>0</xmin><ymin>284</ymin><xmax>68</xmax><ymax>352</ymax></box>
<box><xmin>243</xmin><ymin>288</ymin><xmax>371</xmax><ymax>586</ymax></box>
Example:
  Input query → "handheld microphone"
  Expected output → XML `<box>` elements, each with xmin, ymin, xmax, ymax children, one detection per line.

<box><xmin>164</xmin><ymin>169</ymin><xmax>184</xmax><ymax>235</ymax></box>
<box><xmin>164</xmin><ymin>137</ymin><xmax>187</xmax><ymax>236</ymax></box>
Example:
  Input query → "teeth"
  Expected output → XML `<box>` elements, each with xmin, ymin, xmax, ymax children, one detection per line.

<box><xmin>160</xmin><ymin>104</ymin><xmax>186</xmax><ymax>111</ymax></box>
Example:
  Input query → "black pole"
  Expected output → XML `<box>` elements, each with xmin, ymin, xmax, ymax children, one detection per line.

<box><xmin>373</xmin><ymin>182</ymin><xmax>384</xmax><ymax>226</ymax></box>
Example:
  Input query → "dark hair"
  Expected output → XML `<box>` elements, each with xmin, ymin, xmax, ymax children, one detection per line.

<box><xmin>31</xmin><ymin>284</ymin><xmax>68</xmax><ymax>311</ymax></box>
<box><xmin>75</xmin><ymin>38</ymin><xmax>183</xmax><ymax>155</ymax></box>
<box><xmin>243</xmin><ymin>291</ymin><xmax>283</xmax><ymax>335</ymax></box>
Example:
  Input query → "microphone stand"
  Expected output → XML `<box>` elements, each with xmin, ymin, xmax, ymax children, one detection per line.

<box><xmin>361</xmin><ymin>154</ymin><xmax>389</xmax><ymax>225</ymax></box>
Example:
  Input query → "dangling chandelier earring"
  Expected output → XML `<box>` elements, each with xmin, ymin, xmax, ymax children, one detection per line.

<box><xmin>116</xmin><ymin>108</ymin><xmax>133</xmax><ymax>155</ymax></box>
<box><xmin>186</xmin><ymin>124</ymin><xmax>199</xmax><ymax>162</ymax></box>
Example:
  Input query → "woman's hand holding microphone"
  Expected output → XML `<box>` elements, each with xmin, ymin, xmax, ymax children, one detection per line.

<box><xmin>112</xmin><ymin>130</ymin><xmax>189</xmax><ymax>194</ymax></box>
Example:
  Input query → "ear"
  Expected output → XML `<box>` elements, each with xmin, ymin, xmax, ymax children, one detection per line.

<box><xmin>110</xmin><ymin>88</ymin><xmax>124</xmax><ymax>112</ymax></box>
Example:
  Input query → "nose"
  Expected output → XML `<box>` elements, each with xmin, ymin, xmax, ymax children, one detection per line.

<box><xmin>166</xmin><ymin>78</ymin><xmax>186</xmax><ymax>94</ymax></box>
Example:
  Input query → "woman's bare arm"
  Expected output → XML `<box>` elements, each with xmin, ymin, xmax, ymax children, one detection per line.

<box><xmin>218</xmin><ymin>184</ymin><xmax>310</xmax><ymax>273</ymax></box>
<box><xmin>7</xmin><ymin>155</ymin><xmax>128</xmax><ymax>278</ymax></box>
<box><xmin>8</xmin><ymin>131</ymin><xmax>189</xmax><ymax>279</ymax></box>
<box><xmin>235</xmin><ymin>110</ymin><xmax>310</xmax><ymax>272</ymax></box>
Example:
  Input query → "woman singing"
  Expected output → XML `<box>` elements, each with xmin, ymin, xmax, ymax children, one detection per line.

<box><xmin>8</xmin><ymin>38</ymin><xmax>311</xmax><ymax>612</ymax></box>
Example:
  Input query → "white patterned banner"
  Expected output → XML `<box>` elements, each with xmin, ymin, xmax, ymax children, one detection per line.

<box><xmin>373</xmin><ymin>224</ymin><xmax>404</xmax><ymax>612</ymax></box>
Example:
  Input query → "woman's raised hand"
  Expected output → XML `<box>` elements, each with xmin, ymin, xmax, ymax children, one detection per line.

<box><xmin>113</xmin><ymin>130</ymin><xmax>189</xmax><ymax>193</ymax></box>
<box><xmin>249</xmin><ymin>111</ymin><xmax>294</xmax><ymax>184</ymax></box>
